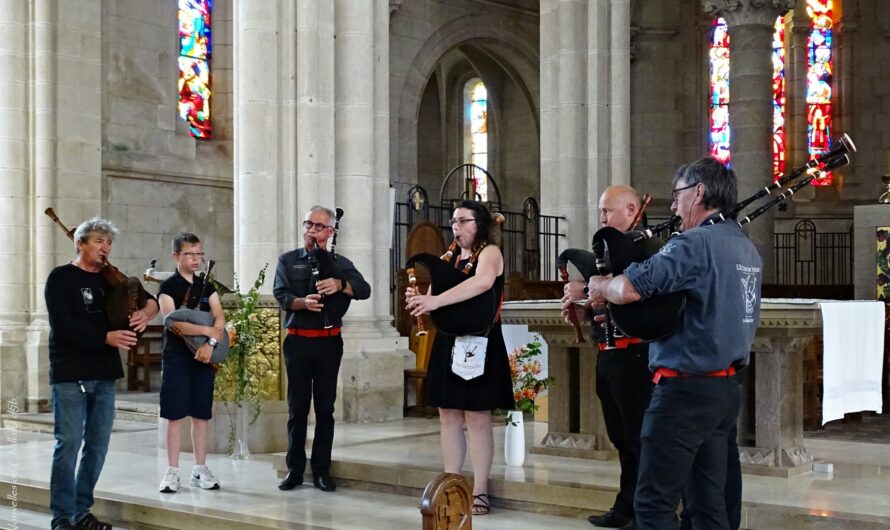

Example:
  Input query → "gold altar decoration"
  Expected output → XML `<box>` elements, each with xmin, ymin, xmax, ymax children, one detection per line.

<box><xmin>214</xmin><ymin>305</ymin><xmax>283</xmax><ymax>401</ymax></box>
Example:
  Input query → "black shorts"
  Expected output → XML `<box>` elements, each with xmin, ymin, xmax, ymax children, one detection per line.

<box><xmin>159</xmin><ymin>350</ymin><xmax>215</xmax><ymax>420</ymax></box>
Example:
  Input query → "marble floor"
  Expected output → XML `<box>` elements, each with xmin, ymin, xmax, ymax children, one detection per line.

<box><xmin>3</xmin><ymin>399</ymin><xmax>890</xmax><ymax>529</ymax></box>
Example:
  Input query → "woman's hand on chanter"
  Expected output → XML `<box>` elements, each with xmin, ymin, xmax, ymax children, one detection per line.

<box><xmin>406</xmin><ymin>288</ymin><xmax>438</xmax><ymax>317</ymax></box>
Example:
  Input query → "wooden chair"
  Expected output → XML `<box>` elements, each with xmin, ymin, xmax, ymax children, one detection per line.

<box><xmin>127</xmin><ymin>324</ymin><xmax>164</xmax><ymax>392</ymax></box>
<box><xmin>400</xmin><ymin>221</ymin><xmax>446</xmax><ymax>414</ymax></box>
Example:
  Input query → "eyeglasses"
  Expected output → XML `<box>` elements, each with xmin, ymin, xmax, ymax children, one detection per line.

<box><xmin>671</xmin><ymin>182</ymin><xmax>698</xmax><ymax>201</ymax></box>
<box><xmin>449</xmin><ymin>218</ymin><xmax>476</xmax><ymax>227</ymax></box>
<box><xmin>302</xmin><ymin>220</ymin><xmax>332</xmax><ymax>231</ymax></box>
<box><xmin>181</xmin><ymin>252</ymin><xmax>205</xmax><ymax>258</ymax></box>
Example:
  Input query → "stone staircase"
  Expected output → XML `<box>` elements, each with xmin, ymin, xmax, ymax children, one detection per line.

<box><xmin>0</xmin><ymin>393</ymin><xmax>159</xmax><ymax>434</ymax></box>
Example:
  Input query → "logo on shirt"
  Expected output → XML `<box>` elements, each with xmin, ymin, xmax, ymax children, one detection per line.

<box><xmin>738</xmin><ymin>265</ymin><xmax>760</xmax><ymax>323</ymax></box>
<box><xmin>81</xmin><ymin>288</ymin><xmax>94</xmax><ymax>306</ymax></box>
<box><xmin>658</xmin><ymin>242</ymin><xmax>676</xmax><ymax>256</ymax></box>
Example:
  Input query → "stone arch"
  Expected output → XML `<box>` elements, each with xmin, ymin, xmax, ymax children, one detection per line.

<box><xmin>396</xmin><ymin>13</ymin><xmax>540</xmax><ymax>207</ymax></box>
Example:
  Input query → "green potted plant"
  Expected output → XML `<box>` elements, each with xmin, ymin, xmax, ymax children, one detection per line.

<box><xmin>212</xmin><ymin>264</ymin><xmax>268</xmax><ymax>459</ymax></box>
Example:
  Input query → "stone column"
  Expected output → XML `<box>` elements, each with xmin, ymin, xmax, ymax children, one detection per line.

<box><xmin>610</xmin><ymin>0</ymin><xmax>631</xmax><ymax>185</ymax></box>
<box><xmin>0</xmin><ymin>0</ymin><xmax>105</xmax><ymax>411</ymax></box>
<box><xmin>333</xmin><ymin>0</ymin><xmax>407</xmax><ymax>423</ymax></box>
<box><xmin>703</xmin><ymin>0</ymin><xmax>795</xmax><ymax>283</ymax></box>
<box><xmin>233</xmin><ymin>0</ymin><xmax>294</xmax><ymax>285</ymax></box>
<box><xmin>541</xmin><ymin>0</ymin><xmax>633</xmax><ymax>249</ymax></box>
<box><xmin>835</xmin><ymin>1</ymin><xmax>857</xmax><ymax>196</ymax></box>
<box><xmin>0</xmin><ymin>0</ymin><xmax>31</xmax><ymax>408</ymax></box>
<box><xmin>558</xmin><ymin>0</ymin><xmax>590</xmax><ymax>250</ymax></box>
<box><xmin>235</xmin><ymin>1</ymin><xmax>407</xmax><ymax>424</ymax></box>
<box><xmin>786</xmin><ymin>6</ymin><xmax>809</xmax><ymax>174</ymax></box>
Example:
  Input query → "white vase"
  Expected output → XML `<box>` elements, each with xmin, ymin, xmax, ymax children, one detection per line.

<box><xmin>229</xmin><ymin>401</ymin><xmax>251</xmax><ymax>460</ymax></box>
<box><xmin>504</xmin><ymin>410</ymin><xmax>526</xmax><ymax>467</ymax></box>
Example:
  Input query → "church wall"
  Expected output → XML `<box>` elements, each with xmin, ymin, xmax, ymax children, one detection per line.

<box><xmin>99</xmin><ymin>0</ymin><xmax>234</xmax><ymax>283</ymax></box>
<box><xmin>499</xmin><ymin>76</ymin><xmax>540</xmax><ymax>210</ymax></box>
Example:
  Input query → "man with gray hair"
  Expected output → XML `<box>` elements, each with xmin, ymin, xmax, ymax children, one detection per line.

<box><xmin>587</xmin><ymin>159</ymin><xmax>761</xmax><ymax>529</ymax></box>
<box><xmin>45</xmin><ymin>217</ymin><xmax>159</xmax><ymax>530</ymax></box>
<box><xmin>273</xmin><ymin>206</ymin><xmax>370</xmax><ymax>493</ymax></box>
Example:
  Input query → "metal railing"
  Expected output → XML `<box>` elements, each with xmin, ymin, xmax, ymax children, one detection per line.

<box><xmin>391</xmin><ymin>187</ymin><xmax>565</xmax><ymax>310</ymax></box>
<box><xmin>774</xmin><ymin>219</ymin><xmax>852</xmax><ymax>285</ymax></box>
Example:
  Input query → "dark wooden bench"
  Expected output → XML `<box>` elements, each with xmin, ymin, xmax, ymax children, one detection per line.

<box><xmin>127</xmin><ymin>324</ymin><xmax>163</xmax><ymax>392</ymax></box>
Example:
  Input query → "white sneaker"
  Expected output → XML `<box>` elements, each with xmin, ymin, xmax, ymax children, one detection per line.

<box><xmin>159</xmin><ymin>467</ymin><xmax>180</xmax><ymax>493</ymax></box>
<box><xmin>191</xmin><ymin>464</ymin><xmax>220</xmax><ymax>490</ymax></box>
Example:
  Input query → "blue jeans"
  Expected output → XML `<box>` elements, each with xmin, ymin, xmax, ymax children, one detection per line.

<box><xmin>50</xmin><ymin>380</ymin><xmax>116</xmax><ymax>527</ymax></box>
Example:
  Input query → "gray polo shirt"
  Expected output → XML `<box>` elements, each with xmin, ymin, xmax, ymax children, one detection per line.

<box><xmin>624</xmin><ymin>215</ymin><xmax>762</xmax><ymax>374</ymax></box>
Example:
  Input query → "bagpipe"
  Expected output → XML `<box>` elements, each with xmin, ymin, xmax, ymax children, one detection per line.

<box><xmin>308</xmin><ymin>208</ymin><xmax>344</xmax><ymax>329</ymax></box>
<box><xmin>164</xmin><ymin>259</ymin><xmax>230</xmax><ymax>366</ymax></box>
<box><xmin>560</xmin><ymin>133</ymin><xmax>856</xmax><ymax>342</ymax></box>
<box><xmin>45</xmin><ymin>208</ymin><xmax>150</xmax><ymax>335</ymax></box>
<box><xmin>406</xmin><ymin>214</ymin><xmax>505</xmax><ymax>337</ymax></box>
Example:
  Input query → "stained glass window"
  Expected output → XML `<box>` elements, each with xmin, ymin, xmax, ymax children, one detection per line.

<box><xmin>464</xmin><ymin>79</ymin><xmax>488</xmax><ymax>201</ymax></box>
<box><xmin>772</xmin><ymin>16</ymin><xmax>787</xmax><ymax>179</ymax></box>
<box><xmin>709</xmin><ymin>18</ymin><xmax>731</xmax><ymax>165</ymax></box>
<box><xmin>178</xmin><ymin>0</ymin><xmax>212</xmax><ymax>139</ymax></box>
<box><xmin>806</xmin><ymin>0</ymin><xmax>833</xmax><ymax>184</ymax></box>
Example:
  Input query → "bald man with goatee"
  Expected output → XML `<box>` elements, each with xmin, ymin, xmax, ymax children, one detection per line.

<box><xmin>561</xmin><ymin>185</ymin><xmax>651</xmax><ymax>530</ymax></box>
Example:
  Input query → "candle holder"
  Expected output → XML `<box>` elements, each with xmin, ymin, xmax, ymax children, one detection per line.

<box><xmin>880</xmin><ymin>175</ymin><xmax>890</xmax><ymax>204</ymax></box>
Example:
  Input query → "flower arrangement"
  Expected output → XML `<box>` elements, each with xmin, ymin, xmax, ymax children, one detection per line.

<box><xmin>503</xmin><ymin>336</ymin><xmax>553</xmax><ymax>424</ymax></box>
<box><xmin>211</xmin><ymin>263</ymin><xmax>268</xmax><ymax>453</ymax></box>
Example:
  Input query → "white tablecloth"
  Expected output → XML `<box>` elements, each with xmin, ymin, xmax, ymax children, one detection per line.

<box><xmin>820</xmin><ymin>301</ymin><xmax>885</xmax><ymax>425</ymax></box>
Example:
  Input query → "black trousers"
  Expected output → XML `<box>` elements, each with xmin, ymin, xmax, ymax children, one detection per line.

<box><xmin>680</xmin><ymin>369</ymin><xmax>745</xmax><ymax>530</ymax></box>
<box><xmin>283</xmin><ymin>334</ymin><xmax>344</xmax><ymax>476</ymax></box>
<box><xmin>596</xmin><ymin>346</ymin><xmax>653</xmax><ymax>519</ymax></box>
<box><xmin>634</xmin><ymin>375</ymin><xmax>741</xmax><ymax>530</ymax></box>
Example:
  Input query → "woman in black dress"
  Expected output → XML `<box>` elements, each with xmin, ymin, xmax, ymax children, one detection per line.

<box><xmin>405</xmin><ymin>200</ymin><xmax>514</xmax><ymax>515</ymax></box>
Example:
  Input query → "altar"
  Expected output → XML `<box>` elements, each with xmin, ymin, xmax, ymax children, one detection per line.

<box><xmin>501</xmin><ymin>299</ymin><xmax>829</xmax><ymax>477</ymax></box>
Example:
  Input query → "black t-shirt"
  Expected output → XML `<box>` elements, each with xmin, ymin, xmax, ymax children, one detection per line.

<box><xmin>45</xmin><ymin>264</ymin><xmax>126</xmax><ymax>384</ymax></box>
<box><xmin>158</xmin><ymin>270</ymin><xmax>218</xmax><ymax>355</ymax></box>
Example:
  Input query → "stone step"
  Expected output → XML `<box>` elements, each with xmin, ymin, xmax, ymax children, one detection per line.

<box><xmin>271</xmin><ymin>453</ymin><xmax>890</xmax><ymax>529</ymax></box>
<box><xmin>0</xmin><ymin>480</ymin><xmax>312</xmax><ymax>530</ymax></box>
<box><xmin>0</xmin><ymin>413</ymin><xmax>155</xmax><ymax>434</ymax></box>
<box><xmin>114</xmin><ymin>398</ymin><xmax>160</xmax><ymax>423</ymax></box>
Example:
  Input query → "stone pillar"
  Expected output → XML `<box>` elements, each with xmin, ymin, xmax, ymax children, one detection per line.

<box><xmin>835</xmin><ymin>1</ymin><xmax>857</xmax><ymax>197</ymax></box>
<box><xmin>333</xmin><ymin>0</ymin><xmax>407</xmax><ymax>422</ymax></box>
<box><xmin>541</xmin><ymin>0</ymin><xmax>633</xmax><ymax>249</ymax></box>
<box><xmin>234</xmin><ymin>0</ymin><xmax>407</xmax><ymax>424</ymax></box>
<box><xmin>0</xmin><ymin>0</ymin><xmax>105</xmax><ymax>411</ymax></box>
<box><xmin>703</xmin><ymin>0</ymin><xmax>794</xmax><ymax>283</ymax></box>
<box><xmin>610</xmin><ymin>0</ymin><xmax>631</xmax><ymax>185</ymax></box>
<box><xmin>0</xmin><ymin>0</ymin><xmax>31</xmax><ymax>408</ymax></box>
<box><xmin>557</xmin><ymin>0</ymin><xmax>590</xmax><ymax>250</ymax></box>
<box><xmin>233</xmin><ymin>0</ymin><xmax>295</xmax><ymax>285</ymax></box>
<box><xmin>786</xmin><ymin>6</ymin><xmax>809</xmax><ymax>175</ymax></box>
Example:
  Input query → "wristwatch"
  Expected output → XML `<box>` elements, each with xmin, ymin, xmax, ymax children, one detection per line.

<box><xmin>207</xmin><ymin>337</ymin><xmax>219</xmax><ymax>349</ymax></box>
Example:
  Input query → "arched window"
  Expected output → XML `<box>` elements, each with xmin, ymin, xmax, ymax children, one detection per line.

<box><xmin>806</xmin><ymin>0</ymin><xmax>834</xmax><ymax>184</ymax></box>
<box><xmin>709</xmin><ymin>5</ymin><xmax>835</xmax><ymax>185</ymax></box>
<box><xmin>708</xmin><ymin>18</ymin><xmax>731</xmax><ymax>165</ymax></box>
<box><xmin>772</xmin><ymin>15</ymin><xmax>787</xmax><ymax>179</ymax></box>
<box><xmin>178</xmin><ymin>0</ymin><xmax>212</xmax><ymax>139</ymax></box>
<box><xmin>463</xmin><ymin>79</ymin><xmax>488</xmax><ymax>201</ymax></box>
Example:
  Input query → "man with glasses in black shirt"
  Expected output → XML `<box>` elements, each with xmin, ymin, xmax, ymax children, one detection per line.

<box><xmin>273</xmin><ymin>206</ymin><xmax>370</xmax><ymax>493</ymax></box>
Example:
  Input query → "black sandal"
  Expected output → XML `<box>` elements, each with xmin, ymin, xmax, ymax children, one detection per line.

<box><xmin>472</xmin><ymin>493</ymin><xmax>491</xmax><ymax>515</ymax></box>
<box><xmin>75</xmin><ymin>513</ymin><xmax>112</xmax><ymax>530</ymax></box>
